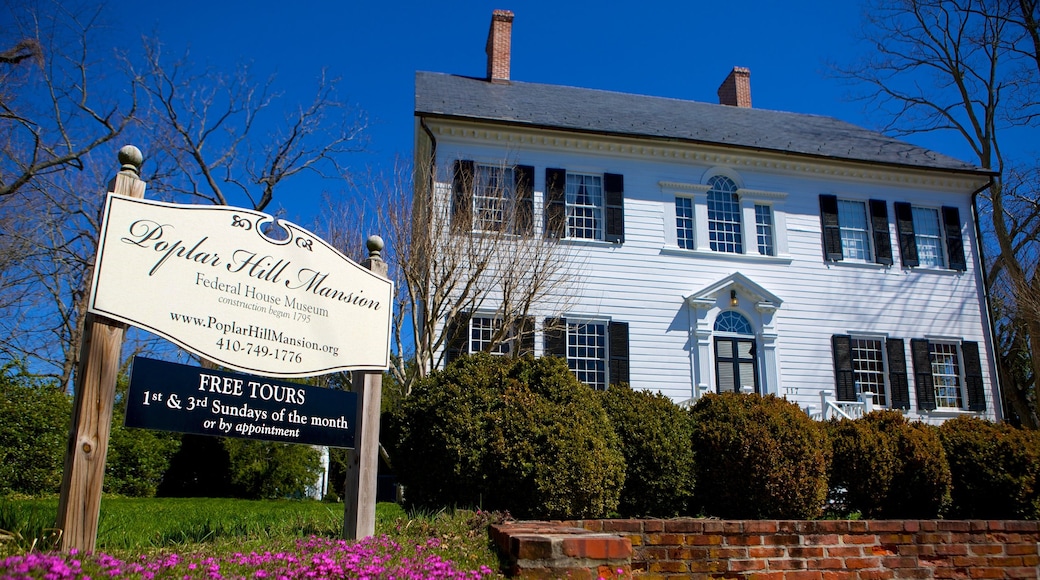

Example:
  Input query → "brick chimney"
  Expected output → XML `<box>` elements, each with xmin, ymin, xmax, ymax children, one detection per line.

<box><xmin>717</xmin><ymin>67</ymin><xmax>751</xmax><ymax>108</ymax></box>
<box><xmin>486</xmin><ymin>9</ymin><xmax>514</xmax><ymax>83</ymax></box>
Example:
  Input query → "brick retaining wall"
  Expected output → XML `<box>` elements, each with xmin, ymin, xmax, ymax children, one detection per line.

<box><xmin>492</xmin><ymin>519</ymin><xmax>1040</xmax><ymax>579</ymax></box>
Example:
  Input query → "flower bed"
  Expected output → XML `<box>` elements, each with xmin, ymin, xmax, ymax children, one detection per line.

<box><xmin>1</xmin><ymin>535</ymin><xmax>494</xmax><ymax>580</ymax></box>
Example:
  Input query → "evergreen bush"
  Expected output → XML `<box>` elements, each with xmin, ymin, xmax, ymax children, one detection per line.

<box><xmin>689</xmin><ymin>393</ymin><xmax>829</xmax><ymax>519</ymax></box>
<box><xmin>0</xmin><ymin>365</ymin><xmax>71</xmax><ymax>496</ymax></box>
<box><xmin>828</xmin><ymin>411</ymin><xmax>951</xmax><ymax>518</ymax></box>
<box><xmin>939</xmin><ymin>415</ymin><xmax>1040</xmax><ymax>519</ymax></box>
<box><xmin>599</xmin><ymin>385</ymin><xmax>695</xmax><ymax>517</ymax></box>
<box><xmin>825</xmin><ymin>416</ymin><xmax>899</xmax><ymax>518</ymax></box>
<box><xmin>384</xmin><ymin>353</ymin><xmax>625</xmax><ymax>519</ymax></box>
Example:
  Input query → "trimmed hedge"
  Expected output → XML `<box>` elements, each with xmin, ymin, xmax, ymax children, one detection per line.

<box><xmin>599</xmin><ymin>385</ymin><xmax>695</xmax><ymax>517</ymax></box>
<box><xmin>690</xmin><ymin>393</ymin><xmax>829</xmax><ymax>519</ymax></box>
<box><xmin>825</xmin><ymin>416</ymin><xmax>899</xmax><ymax>518</ymax></box>
<box><xmin>940</xmin><ymin>415</ymin><xmax>1040</xmax><ymax>519</ymax></box>
<box><xmin>385</xmin><ymin>354</ymin><xmax>624</xmax><ymax>519</ymax></box>
<box><xmin>828</xmin><ymin>411</ymin><xmax>951</xmax><ymax>518</ymax></box>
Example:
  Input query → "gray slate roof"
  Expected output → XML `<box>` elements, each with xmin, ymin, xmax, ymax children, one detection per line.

<box><xmin>415</xmin><ymin>71</ymin><xmax>989</xmax><ymax>175</ymax></box>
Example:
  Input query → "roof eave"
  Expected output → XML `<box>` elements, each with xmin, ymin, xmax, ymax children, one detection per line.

<box><xmin>415</xmin><ymin>111</ymin><xmax>997</xmax><ymax>179</ymax></box>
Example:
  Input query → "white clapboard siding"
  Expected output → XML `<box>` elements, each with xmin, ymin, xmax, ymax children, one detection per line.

<box><xmin>429</xmin><ymin>129</ymin><xmax>998</xmax><ymax>422</ymax></box>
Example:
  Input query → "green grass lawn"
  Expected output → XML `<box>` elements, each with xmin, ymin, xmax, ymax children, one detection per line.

<box><xmin>0</xmin><ymin>497</ymin><xmax>505</xmax><ymax>577</ymax></box>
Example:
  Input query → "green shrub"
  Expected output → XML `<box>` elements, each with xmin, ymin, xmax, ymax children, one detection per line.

<box><xmin>223</xmin><ymin>439</ymin><xmax>322</xmax><ymax>500</ymax></box>
<box><xmin>940</xmin><ymin>415</ymin><xmax>1040</xmax><ymax>519</ymax></box>
<box><xmin>385</xmin><ymin>353</ymin><xmax>625</xmax><ymax>519</ymax></box>
<box><xmin>104</xmin><ymin>422</ymin><xmax>181</xmax><ymax>497</ymax></box>
<box><xmin>828</xmin><ymin>411</ymin><xmax>951</xmax><ymax>518</ymax></box>
<box><xmin>825</xmin><ymin>416</ymin><xmax>900</xmax><ymax>518</ymax></box>
<box><xmin>0</xmin><ymin>365</ymin><xmax>70</xmax><ymax>496</ymax></box>
<box><xmin>690</xmin><ymin>393</ymin><xmax>829</xmax><ymax>519</ymax></box>
<box><xmin>599</xmin><ymin>385</ymin><xmax>695</xmax><ymax>517</ymax></box>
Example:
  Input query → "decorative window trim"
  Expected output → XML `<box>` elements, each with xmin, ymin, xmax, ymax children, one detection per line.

<box><xmin>443</xmin><ymin>311</ymin><xmax>535</xmax><ymax>365</ymax></box>
<box><xmin>909</xmin><ymin>337</ymin><xmax>985</xmax><ymax>412</ymax></box>
<box><xmin>831</xmin><ymin>334</ymin><xmax>912</xmax><ymax>410</ymax></box>
<box><xmin>663</xmin><ymin>179</ymin><xmax>789</xmax><ymax>257</ymax></box>
<box><xmin>820</xmin><ymin>195</ymin><xmax>893</xmax><ymax>266</ymax></box>
<box><xmin>546</xmin><ymin>168</ymin><xmax>624</xmax><ymax>243</ymax></box>
<box><xmin>469</xmin><ymin>315</ymin><xmax>512</xmax><ymax>356</ymax></box>
<box><xmin>544</xmin><ymin>316</ymin><xmax>630</xmax><ymax>389</ymax></box>
<box><xmin>894</xmin><ymin>202</ymin><xmax>968</xmax><ymax>271</ymax></box>
<box><xmin>451</xmin><ymin>160</ymin><xmax>534</xmax><ymax>236</ymax></box>
<box><xmin>659</xmin><ymin>246</ymin><xmax>794</xmax><ymax>264</ymax></box>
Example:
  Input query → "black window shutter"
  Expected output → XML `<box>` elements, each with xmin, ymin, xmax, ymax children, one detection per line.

<box><xmin>545</xmin><ymin>168</ymin><xmax>567</xmax><ymax>239</ymax></box>
<box><xmin>831</xmin><ymin>334</ymin><xmax>857</xmax><ymax>401</ymax></box>
<box><xmin>894</xmin><ymin>202</ymin><xmax>919</xmax><ymax>268</ymax></box>
<box><xmin>608</xmin><ymin>321</ymin><xmax>630</xmax><ymax>387</ymax></box>
<box><xmin>819</xmin><ymin>194</ymin><xmax>843</xmax><ymax>261</ymax></box>
<box><xmin>886</xmin><ymin>338</ymin><xmax>912</xmax><ymax>410</ymax></box>
<box><xmin>911</xmin><ymin>338</ymin><xmax>936</xmax><ymax>411</ymax></box>
<box><xmin>517</xmin><ymin>316</ymin><xmax>535</xmax><ymax>357</ymax></box>
<box><xmin>444</xmin><ymin>312</ymin><xmax>471</xmax><ymax>366</ymax></box>
<box><xmin>451</xmin><ymin>160</ymin><xmax>474</xmax><ymax>234</ymax></box>
<box><xmin>514</xmin><ymin>165</ymin><xmax>534</xmax><ymax>236</ymax></box>
<box><xmin>544</xmin><ymin>317</ymin><xmax>567</xmax><ymax>358</ymax></box>
<box><xmin>961</xmin><ymin>341</ymin><xmax>986</xmax><ymax>411</ymax></box>
<box><xmin>604</xmin><ymin>173</ymin><xmax>625</xmax><ymax>244</ymax></box>
<box><xmin>869</xmin><ymin>199</ymin><xmax>893</xmax><ymax>265</ymax></box>
<box><xmin>942</xmin><ymin>206</ymin><xmax>967</xmax><ymax>271</ymax></box>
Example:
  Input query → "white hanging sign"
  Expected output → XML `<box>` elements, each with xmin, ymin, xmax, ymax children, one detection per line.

<box><xmin>88</xmin><ymin>195</ymin><xmax>392</xmax><ymax>377</ymax></box>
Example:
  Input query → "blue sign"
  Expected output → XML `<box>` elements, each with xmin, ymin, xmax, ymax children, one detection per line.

<box><xmin>126</xmin><ymin>356</ymin><xmax>356</xmax><ymax>448</ymax></box>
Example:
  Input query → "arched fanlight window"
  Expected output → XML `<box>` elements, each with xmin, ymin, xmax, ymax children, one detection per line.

<box><xmin>706</xmin><ymin>175</ymin><xmax>743</xmax><ymax>253</ymax></box>
<box><xmin>714</xmin><ymin>310</ymin><xmax>753</xmax><ymax>335</ymax></box>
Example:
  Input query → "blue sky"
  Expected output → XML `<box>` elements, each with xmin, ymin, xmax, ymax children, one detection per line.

<box><xmin>119</xmin><ymin>1</ymin><xmax>977</xmax><ymax>222</ymax></box>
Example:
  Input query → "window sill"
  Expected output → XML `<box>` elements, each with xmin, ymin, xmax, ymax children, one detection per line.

<box><xmin>559</xmin><ymin>238</ymin><xmax>619</xmax><ymax>247</ymax></box>
<box><xmin>904</xmin><ymin>265</ymin><xmax>965</xmax><ymax>276</ymax></box>
<box><xmin>824</xmin><ymin>260</ymin><xmax>888</xmax><ymax>270</ymax></box>
<box><xmin>660</xmin><ymin>246</ymin><xmax>793</xmax><ymax>264</ymax></box>
<box><xmin>926</xmin><ymin>407</ymin><xmax>982</xmax><ymax>416</ymax></box>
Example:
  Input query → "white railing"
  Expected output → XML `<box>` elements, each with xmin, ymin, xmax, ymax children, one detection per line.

<box><xmin>809</xmin><ymin>390</ymin><xmax>876</xmax><ymax>421</ymax></box>
<box><xmin>679</xmin><ymin>389</ymin><xmax>879</xmax><ymax>422</ymax></box>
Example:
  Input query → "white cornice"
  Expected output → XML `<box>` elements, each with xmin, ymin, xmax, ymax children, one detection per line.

<box><xmin>425</xmin><ymin>119</ymin><xmax>990</xmax><ymax>192</ymax></box>
<box><xmin>659</xmin><ymin>181</ymin><xmax>712</xmax><ymax>193</ymax></box>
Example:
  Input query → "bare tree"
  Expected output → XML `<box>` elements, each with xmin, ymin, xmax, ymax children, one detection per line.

<box><xmin>320</xmin><ymin>157</ymin><xmax>581</xmax><ymax>397</ymax></box>
<box><xmin>0</xmin><ymin>1</ymin><xmax>136</xmax><ymax>199</ymax></box>
<box><xmin>0</xmin><ymin>4</ymin><xmax>369</xmax><ymax>387</ymax></box>
<box><xmin>840</xmin><ymin>0</ymin><xmax>1040</xmax><ymax>425</ymax></box>
<box><xmin>133</xmin><ymin>39</ymin><xmax>366</xmax><ymax>212</ymax></box>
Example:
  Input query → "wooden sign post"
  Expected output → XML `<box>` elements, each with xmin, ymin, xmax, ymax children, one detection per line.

<box><xmin>55</xmin><ymin>146</ymin><xmax>393</xmax><ymax>549</ymax></box>
<box><xmin>343</xmin><ymin>236</ymin><xmax>387</xmax><ymax>540</ymax></box>
<box><xmin>56</xmin><ymin>146</ymin><xmax>146</xmax><ymax>552</ymax></box>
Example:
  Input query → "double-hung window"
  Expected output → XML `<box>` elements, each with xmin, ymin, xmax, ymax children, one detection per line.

<box><xmin>444</xmin><ymin>312</ymin><xmax>534</xmax><ymax>364</ymax></box>
<box><xmin>928</xmin><ymin>342</ymin><xmax>963</xmax><ymax>408</ymax></box>
<box><xmin>911</xmin><ymin>207</ymin><xmax>945</xmax><ymax>268</ymax></box>
<box><xmin>851</xmin><ymin>337</ymin><xmax>887</xmax><ymax>406</ymax></box>
<box><xmin>910</xmin><ymin>338</ymin><xmax>986</xmax><ymax>412</ymax></box>
<box><xmin>893</xmin><ymin>202</ymin><xmax>967</xmax><ymax>271</ymax></box>
<box><xmin>566</xmin><ymin>173</ymin><xmax>604</xmax><ymax>240</ymax></box>
<box><xmin>819</xmin><ymin>195</ymin><xmax>893</xmax><ymax>265</ymax></box>
<box><xmin>832</xmin><ymin>335</ymin><xmax>911</xmax><ymax>410</ymax></box>
<box><xmin>754</xmin><ymin>203</ymin><xmax>775</xmax><ymax>256</ymax></box>
<box><xmin>668</xmin><ymin>176</ymin><xmax>786</xmax><ymax>257</ymax></box>
<box><xmin>544</xmin><ymin>317</ymin><xmax>630</xmax><ymax>389</ymax></box>
<box><xmin>567</xmin><ymin>321</ymin><xmax>607</xmax><ymax>390</ymax></box>
<box><xmin>545</xmin><ymin>169</ymin><xmax>624</xmax><ymax>243</ymax></box>
<box><xmin>470</xmin><ymin>316</ymin><xmax>511</xmax><ymax>356</ymax></box>
<box><xmin>451</xmin><ymin>160</ymin><xmax>534</xmax><ymax>235</ymax></box>
<box><xmin>472</xmin><ymin>165</ymin><xmax>514</xmax><ymax>232</ymax></box>
<box><xmin>707</xmin><ymin>175</ymin><xmax>743</xmax><ymax>253</ymax></box>
<box><xmin>676</xmin><ymin>197</ymin><xmax>695</xmax><ymax>250</ymax></box>
<box><xmin>837</xmin><ymin>200</ymin><xmax>872</xmax><ymax>261</ymax></box>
